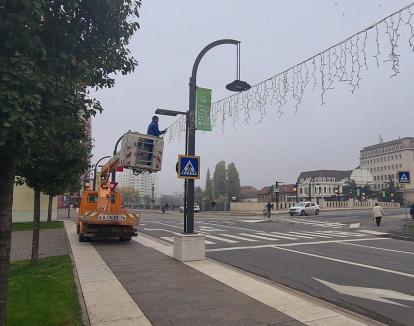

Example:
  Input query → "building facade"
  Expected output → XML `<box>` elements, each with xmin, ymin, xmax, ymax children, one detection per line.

<box><xmin>116</xmin><ymin>169</ymin><xmax>159</xmax><ymax>199</ymax></box>
<box><xmin>296</xmin><ymin>170</ymin><xmax>352</xmax><ymax>201</ymax></box>
<box><xmin>360</xmin><ymin>137</ymin><xmax>414</xmax><ymax>202</ymax></box>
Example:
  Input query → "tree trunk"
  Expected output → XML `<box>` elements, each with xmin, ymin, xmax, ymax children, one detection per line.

<box><xmin>0</xmin><ymin>153</ymin><xmax>16</xmax><ymax>326</ymax></box>
<box><xmin>47</xmin><ymin>195</ymin><xmax>53</xmax><ymax>223</ymax></box>
<box><xmin>31</xmin><ymin>188</ymin><xmax>41</xmax><ymax>265</ymax></box>
<box><xmin>67</xmin><ymin>194</ymin><xmax>71</xmax><ymax>219</ymax></box>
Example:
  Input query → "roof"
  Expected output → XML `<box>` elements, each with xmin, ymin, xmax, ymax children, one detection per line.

<box><xmin>297</xmin><ymin>170</ymin><xmax>352</xmax><ymax>183</ymax></box>
<box><xmin>361</xmin><ymin>137</ymin><xmax>414</xmax><ymax>151</ymax></box>
<box><xmin>257</xmin><ymin>186</ymin><xmax>272</xmax><ymax>195</ymax></box>
<box><xmin>239</xmin><ymin>186</ymin><xmax>259</xmax><ymax>198</ymax></box>
<box><xmin>257</xmin><ymin>184</ymin><xmax>296</xmax><ymax>195</ymax></box>
<box><xmin>279</xmin><ymin>184</ymin><xmax>296</xmax><ymax>193</ymax></box>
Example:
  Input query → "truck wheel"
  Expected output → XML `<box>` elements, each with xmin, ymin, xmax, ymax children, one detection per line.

<box><xmin>315</xmin><ymin>209</ymin><xmax>320</xmax><ymax>215</ymax></box>
<box><xmin>79</xmin><ymin>234</ymin><xmax>88</xmax><ymax>242</ymax></box>
<box><xmin>120</xmin><ymin>236</ymin><xmax>131</xmax><ymax>241</ymax></box>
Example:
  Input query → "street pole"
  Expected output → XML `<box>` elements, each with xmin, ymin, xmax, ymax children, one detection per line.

<box><xmin>186</xmin><ymin>39</ymin><xmax>241</xmax><ymax>234</ymax></box>
<box><xmin>93</xmin><ymin>156</ymin><xmax>111</xmax><ymax>191</ymax></box>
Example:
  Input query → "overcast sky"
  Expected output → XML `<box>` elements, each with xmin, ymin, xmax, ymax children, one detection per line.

<box><xmin>92</xmin><ymin>0</ymin><xmax>414</xmax><ymax>194</ymax></box>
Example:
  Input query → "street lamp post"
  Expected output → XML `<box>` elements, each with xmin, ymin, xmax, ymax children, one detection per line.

<box><xmin>185</xmin><ymin>39</ymin><xmax>250</xmax><ymax>234</ymax></box>
<box><xmin>93</xmin><ymin>156</ymin><xmax>111</xmax><ymax>191</ymax></box>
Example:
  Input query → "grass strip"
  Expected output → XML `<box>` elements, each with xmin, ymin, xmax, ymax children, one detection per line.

<box><xmin>6</xmin><ymin>255</ymin><xmax>83</xmax><ymax>326</ymax></box>
<box><xmin>12</xmin><ymin>221</ymin><xmax>64</xmax><ymax>232</ymax></box>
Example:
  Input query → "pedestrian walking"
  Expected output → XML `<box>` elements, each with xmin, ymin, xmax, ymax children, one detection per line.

<box><xmin>265</xmin><ymin>201</ymin><xmax>272</xmax><ymax>219</ymax></box>
<box><xmin>211</xmin><ymin>201</ymin><xmax>216</xmax><ymax>212</ymax></box>
<box><xmin>372</xmin><ymin>203</ymin><xmax>384</xmax><ymax>226</ymax></box>
<box><xmin>410</xmin><ymin>203</ymin><xmax>414</xmax><ymax>220</ymax></box>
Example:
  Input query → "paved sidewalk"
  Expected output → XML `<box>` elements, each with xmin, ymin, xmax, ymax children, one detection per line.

<box><xmin>65</xmin><ymin>220</ymin><xmax>378</xmax><ymax>326</ymax></box>
<box><xmin>65</xmin><ymin>221</ymin><xmax>151</xmax><ymax>326</ymax></box>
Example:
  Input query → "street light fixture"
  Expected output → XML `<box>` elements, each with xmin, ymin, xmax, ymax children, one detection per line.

<box><xmin>155</xmin><ymin>109</ymin><xmax>188</xmax><ymax>117</ymax></box>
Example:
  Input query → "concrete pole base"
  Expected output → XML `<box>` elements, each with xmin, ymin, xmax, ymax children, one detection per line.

<box><xmin>173</xmin><ymin>233</ymin><xmax>205</xmax><ymax>261</ymax></box>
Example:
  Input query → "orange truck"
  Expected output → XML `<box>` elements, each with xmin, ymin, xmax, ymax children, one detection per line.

<box><xmin>77</xmin><ymin>132</ymin><xmax>164</xmax><ymax>242</ymax></box>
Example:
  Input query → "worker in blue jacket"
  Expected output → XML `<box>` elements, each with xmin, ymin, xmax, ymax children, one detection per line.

<box><xmin>147</xmin><ymin>116</ymin><xmax>166</xmax><ymax>136</ymax></box>
<box><xmin>145</xmin><ymin>116</ymin><xmax>166</xmax><ymax>165</ymax></box>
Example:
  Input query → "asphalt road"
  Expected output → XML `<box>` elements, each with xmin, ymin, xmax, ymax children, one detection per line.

<box><xmin>136</xmin><ymin>208</ymin><xmax>414</xmax><ymax>325</ymax></box>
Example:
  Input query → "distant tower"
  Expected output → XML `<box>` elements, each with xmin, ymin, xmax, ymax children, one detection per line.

<box><xmin>378</xmin><ymin>134</ymin><xmax>383</xmax><ymax>144</ymax></box>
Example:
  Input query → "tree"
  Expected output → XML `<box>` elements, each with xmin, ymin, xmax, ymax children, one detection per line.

<box><xmin>195</xmin><ymin>186</ymin><xmax>204</xmax><ymax>209</ymax></box>
<box><xmin>0</xmin><ymin>1</ymin><xmax>141</xmax><ymax>322</ymax></box>
<box><xmin>380</xmin><ymin>180</ymin><xmax>403</xmax><ymax>204</ymax></box>
<box><xmin>213</xmin><ymin>161</ymin><xmax>227</xmax><ymax>199</ymax></box>
<box><xmin>204</xmin><ymin>169</ymin><xmax>213</xmax><ymax>209</ymax></box>
<box><xmin>342</xmin><ymin>179</ymin><xmax>358</xmax><ymax>200</ymax></box>
<box><xmin>226</xmin><ymin>162</ymin><xmax>240</xmax><ymax>200</ymax></box>
<box><xmin>17</xmin><ymin>113</ymin><xmax>91</xmax><ymax>265</ymax></box>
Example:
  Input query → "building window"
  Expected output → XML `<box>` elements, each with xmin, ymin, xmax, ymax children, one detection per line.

<box><xmin>324</xmin><ymin>186</ymin><xmax>326</xmax><ymax>193</ymax></box>
<box><xmin>374</xmin><ymin>184</ymin><xmax>377</xmax><ymax>190</ymax></box>
<box><xmin>300</xmin><ymin>188</ymin><xmax>303</xmax><ymax>194</ymax></box>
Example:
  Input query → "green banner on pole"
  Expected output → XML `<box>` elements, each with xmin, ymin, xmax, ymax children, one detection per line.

<box><xmin>196</xmin><ymin>87</ymin><xmax>212</xmax><ymax>131</ymax></box>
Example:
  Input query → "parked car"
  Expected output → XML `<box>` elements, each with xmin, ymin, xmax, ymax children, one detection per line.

<box><xmin>288</xmin><ymin>202</ymin><xmax>320</xmax><ymax>216</ymax></box>
<box><xmin>179</xmin><ymin>203</ymin><xmax>200</xmax><ymax>213</ymax></box>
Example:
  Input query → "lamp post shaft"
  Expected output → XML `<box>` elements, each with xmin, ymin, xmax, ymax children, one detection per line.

<box><xmin>185</xmin><ymin>39</ymin><xmax>240</xmax><ymax>234</ymax></box>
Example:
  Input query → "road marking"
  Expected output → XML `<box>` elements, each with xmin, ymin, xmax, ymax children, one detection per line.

<box><xmin>339</xmin><ymin>242</ymin><xmax>414</xmax><ymax>255</ymax></box>
<box><xmin>293</xmin><ymin>218</ymin><xmax>345</xmax><ymax>226</ymax></box>
<box><xmin>271</xmin><ymin>231</ymin><xmax>311</xmax><ymax>239</ymax></box>
<box><xmin>323</xmin><ymin>231</ymin><xmax>365</xmax><ymax>237</ymax></box>
<box><xmin>288</xmin><ymin>231</ymin><xmax>332</xmax><ymax>238</ymax></box>
<box><xmin>255</xmin><ymin>232</ymin><xmax>299</xmax><ymax>240</ymax></box>
<box><xmin>272</xmin><ymin>246</ymin><xmax>414</xmax><ymax>278</ymax></box>
<box><xmin>314</xmin><ymin>278</ymin><xmax>414</xmax><ymax>307</ymax></box>
<box><xmin>199</xmin><ymin>226</ymin><xmax>225</xmax><ymax>232</ymax></box>
<box><xmin>285</xmin><ymin>232</ymin><xmax>315</xmax><ymax>239</ymax></box>
<box><xmin>219</xmin><ymin>234</ymin><xmax>259</xmax><ymax>242</ymax></box>
<box><xmin>240</xmin><ymin>219</ymin><xmax>263</xmax><ymax>223</ymax></box>
<box><xmin>143</xmin><ymin>228</ymin><xmax>178</xmax><ymax>234</ymax></box>
<box><xmin>276</xmin><ymin>217</ymin><xmax>346</xmax><ymax>228</ymax></box>
<box><xmin>148</xmin><ymin>221</ymin><xmax>182</xmax><ymax>229</ymax></box>
<box><xmin>160</xmin><ymin>236</ymin><xmax>174</xmax><ymax>243</ymax></box>
<box><xmin>206</xmin><ymin>237</ymin><xmax>389</xmax><ymax>252</ymax></box>
<box><xmin>357</xmin><ymin>230</ymin><xmax>389</xmax><ymax>236</ymax></box>
<box><xmin>349</xmin><ymin>223</ymin><xmax>360</xmax><ymax>229</ymax></box>
<box><xmin>199</xmin><ymin>233</ymin><xmax>238</xmax><ymax>243</ymax></box>
<box><xmin>238</xmin><ymin>233</ymin><xmax>279</xmax><ymax>241</ymax></box>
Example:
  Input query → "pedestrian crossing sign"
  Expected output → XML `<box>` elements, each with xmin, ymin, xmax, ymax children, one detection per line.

<box><xmin>178</xmin><ymin>155</ymin><xmax>200</xmax><ymax>179</ymax></box>
<box><xmin>398</xmin><ymin>171</ymin><xmax>410</xmax><ymax>184</ymax></box>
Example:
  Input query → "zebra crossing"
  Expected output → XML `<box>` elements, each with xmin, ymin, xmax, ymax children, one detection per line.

<box><xmin>241</xmin><ymin>217</ymin><xmax>347</xmax><ymax>229</ymax></box>
<box><xmin>144</xmin><ymin>225</ymin><xmax>368</xmax><ymax>246</ymax></box>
